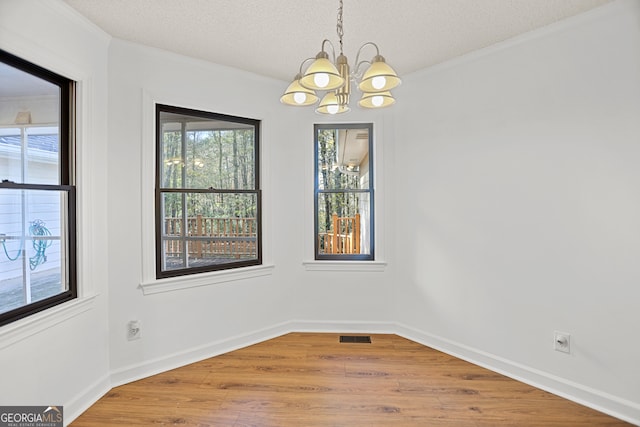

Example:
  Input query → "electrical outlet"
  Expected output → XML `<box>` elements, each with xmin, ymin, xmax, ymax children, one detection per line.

<box><xmin>554</xmin><ymin>331</ymin><xmax>570</xmax><ymax>354</ymax></box>
<box><xmin>127</xmin><ymin>320</ymin><xmax>141</xmax><ymax>341</ymax></box>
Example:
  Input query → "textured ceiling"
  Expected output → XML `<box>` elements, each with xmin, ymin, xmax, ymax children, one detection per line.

<box><xmin>62</xmin><ymin>0</ymin><xmax>613</xmax><ymax>82</ymax></box>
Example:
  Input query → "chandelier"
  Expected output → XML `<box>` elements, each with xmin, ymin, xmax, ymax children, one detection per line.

<box><xmin>280</xmin><ymin>0</ymin><xmax>401</xmax><ymax>114</ymax></box>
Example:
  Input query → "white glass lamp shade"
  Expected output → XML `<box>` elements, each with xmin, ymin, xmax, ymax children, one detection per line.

<box><xmin>358</xmin><ymin>55</ymin><xmax>401</xmax><ymax>93</ymax></box>
<box><xmin>316</xmin><ymin>91</ymin><xmax>350</xmax><ymax>115</ymax></box>
<box><xmin>280</xmin><ymin>76</ymin><xmax>318</xmax><ymax>106</ymax></box>
<box><xmin>300</xmin><ymin>53</ymin><xmax>345</xmax><ymax>91</ymax></box>
<box><xmin>358</xmin><ymin>91</ymin><xmax>395</xmax><ymax>109</ymax></box>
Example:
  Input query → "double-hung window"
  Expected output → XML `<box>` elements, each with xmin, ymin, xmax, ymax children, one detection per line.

<box><xmin>315</xmin><ymin>123</ymin><xmax>374</xmax><ymax>260</ymax></box>
<box><xmin>0</xmin><ymin>49</ymin><xmax>76</xmax><ymax>326</ymax></box>
<box><xmin>155</xmin><ymin>104</ymin><xmax>261</xmax><ymax>278</ymax></box>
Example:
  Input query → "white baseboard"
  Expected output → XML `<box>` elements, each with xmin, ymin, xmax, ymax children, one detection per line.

<box><xmin>289</xmin><ymin>319</ymin><xmax>397</xmax><ymax>334</ymax></box>
<box><xmin>64</xmin><ymin>373</ymin><xmax>110</xmax><ymax>427</ymax></box>
<box><xmin>393</xmin><ymin>322</ymin><xmax>640</xmax><ymax>426</ymax></box>
<box><xmin>109</xmin><ymin>320</ymin><xmax>292</xmax><ymax>387</ymax></box>
<box><xmin>67</xmin><ymin>320</ymin><xmax>640</xmax><ymax>426</ymax></box>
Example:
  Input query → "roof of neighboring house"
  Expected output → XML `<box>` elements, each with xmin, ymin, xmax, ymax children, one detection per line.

<box><xmin>0</xmin><ymin>134</ymin><xmax>58</xmax><ymax>153</ymax></box>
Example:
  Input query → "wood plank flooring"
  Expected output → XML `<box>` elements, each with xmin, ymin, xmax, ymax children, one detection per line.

<box><xmin>71</xmin><ymin>333</ymin><xmax>632</xmax><ymax>426</ymax></box>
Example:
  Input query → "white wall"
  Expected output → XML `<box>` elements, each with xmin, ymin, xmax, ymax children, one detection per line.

<box><xmin>393</xmin><ymin>0</ymin><xmax>640</xmax><ymax>422</ymax></box>
<box><xmin>0</xmin><ymin>0</ymin><xmax>111</xmax><ymax>422</ymax></box>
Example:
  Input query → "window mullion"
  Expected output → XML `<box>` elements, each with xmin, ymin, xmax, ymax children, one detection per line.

<box><xmin>180</xmin><ymin>122</ymin><xmax>188</xmax><ymax>269</ymax></box>
<box><xmin>19</xmin><ymin>128</ymin><xmax>31</xmax><ymax>304</ymax></box>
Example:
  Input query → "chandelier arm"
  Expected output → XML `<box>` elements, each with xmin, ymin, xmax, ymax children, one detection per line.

<box><xmin>321</xmin><ymin>39</ymin><xmax>337</xmax><ymax>63</ymax></box>
<box><xmin>354</xmin><ymin>42</ymin><xmax>380</xmax><ymax>67</ymax></box>
<box><xmin>298</xmin><ymin>57</ymin><xmax>317</xmax><ymax>75</ymax></box>
<box><xmin>351</xmin><ymin>60</ymin><xmax>370</xmax><ymax>80</ymax></box>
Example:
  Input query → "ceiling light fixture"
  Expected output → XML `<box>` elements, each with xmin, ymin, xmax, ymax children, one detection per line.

<box><xmin>280</xmin><ymin>0</ymin><xmax>401</xmax><ymax>114</ymax></box>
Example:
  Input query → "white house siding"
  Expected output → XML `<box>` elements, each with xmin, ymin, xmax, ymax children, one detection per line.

<box><xmin>0</xmin><ymin>129</ymin><xmax>60</xmax><ymax>285</ymax></box>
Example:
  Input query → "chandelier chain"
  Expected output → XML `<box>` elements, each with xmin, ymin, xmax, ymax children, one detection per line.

<box><xmin>336</xmin><ymin>0</ymin><xmax>344</xmax><ymax>55</ymax></box>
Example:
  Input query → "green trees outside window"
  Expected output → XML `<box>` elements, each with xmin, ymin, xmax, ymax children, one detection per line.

<box><xmin>314</xmin><ymin>124</ymin><xmax>374</xmax><ymax>260</ymax></box>
<box><xmin>155</xmin><ymin>104</ymin><xmax>261</xmax><ymax>278</ymax></box>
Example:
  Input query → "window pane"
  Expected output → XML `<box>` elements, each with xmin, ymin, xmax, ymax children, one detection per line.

<box><xmin>0</xmin><ymin>61</ymin><xmax>61</xmax><ymax>186</ymax></box>
<box><xmin>186</xmin><ymin>129</ymin><xmax>255</xmax><ymax>190</ymax></box>
<box><xmin>160</xmin><ymin>192</ymin><xmax>258</xmax><ymax>271</ymax></box>
<box><xmin>159</xmin><ymin>114</ymin><xmax>256</xmax><ymax>190</ymax></box>
<box><xmin>25</xmin><ymin>127</ymin><xmax>60</xmax><ymax>184</ymax></box>
<box><xmin>317</xmin><ymin>127</ymin><xmax>370</xmax><ymax>191</ymax></box>
<box><xmin>317</xmin><ymin>192</ymin><xmax>371</xmax><ymax>256</ymax></box>
<box><xmin>0</xmin><ymin>188</ymin><xmax>70</xmax><ymax>315</ymax></box>
<box><xmin>0</xmin><ymin>128</ymin><xmax>22</xmax><ymax>183</ymax></box>
<box><xmin>0</xmin><ymin>126</ymin><xmax>61</xmax><ymax>185</ymax></box>
<box><xmin>160</xmin><ymin>128</ymin><xmax>183</xmax><ymax>188</ymax></box>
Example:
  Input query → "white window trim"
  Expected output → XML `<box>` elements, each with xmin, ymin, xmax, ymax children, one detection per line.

<box><xmin>302</xmin><ymin>260</ymin><xmax>387</xmax><ymax>272</ymax></box>
<box><xmin>140</xmin><ymin>90</ymin><xmax>273</xmax><ymax>293</ymax></box>
<box><xmin>0</xmin><ymin>294</ymin><xmax>96</xmax><ymax>350</ymax></box>
<box><xmin>303</xmin><ymin>116</ymin><xmax>388</xmax><ymax>272</ymax></box>
<box><xmin>140</xmin><ymin>264</ymin><xmax>274</xmax><ymax>295</ymax></box>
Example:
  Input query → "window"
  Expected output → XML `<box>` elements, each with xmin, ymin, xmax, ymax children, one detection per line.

<box><xmin>315</xmin><ymin>123</ymin><xmax>374</xmax><ymax>260</ymax></box>
<box><xmin>0</xmin><ymin>49</ymin><xmax>76</xmax><ymax>326</ymax></box>
<box><xmin>155</xmin><ymin>104</ymin><xmax>261</xmax><ymax>278</ymax></box>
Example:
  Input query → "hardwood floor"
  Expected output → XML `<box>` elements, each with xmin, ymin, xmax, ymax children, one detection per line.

<box><xmin>71</xmin><ymin>333</ymin><xmax>631</xmax><ymax>426</ymax></box>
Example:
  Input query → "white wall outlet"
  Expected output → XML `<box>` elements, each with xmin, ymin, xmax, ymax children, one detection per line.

<box><xmin>554</xmin><ymin>331</ymin><xmax>570</xmax><ymax>354</ymax></box>
<box><xmin>127</xmin><ymin>320</ymin><xmax>141</xmax><ymax>341</ymax></box>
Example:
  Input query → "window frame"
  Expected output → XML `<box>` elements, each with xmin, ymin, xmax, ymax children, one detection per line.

<box><xmin>0</xmin><ymin>49</ymin><xmax>77</xmax><ymax>327</ymax></box>
<box><xmin>154</xmin><ymin>103</ymin><xmax>262</xmax><ymax>279</ymax></box>
<box><xmin>314</xmin><ymin>123</ymin><xmax>375</xmax><ymax>261</ymax></box>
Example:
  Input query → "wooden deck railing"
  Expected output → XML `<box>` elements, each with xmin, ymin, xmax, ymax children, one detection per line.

<box><xmin>164</xmin><ymin>216</ymin><xmax>256</xmax><ymax>258</ymax></box>
<box><xmin>319</xmin><ymin>213</ymin><xmax>361</xmax><ymax>254</ymax></box>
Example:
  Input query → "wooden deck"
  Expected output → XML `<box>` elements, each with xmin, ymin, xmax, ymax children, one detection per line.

<box><xmin>70</xmin><ymin>333</ymin><xmax>631</xmax><ymax>426</ymax></box>
<box><xmin>164</xmin><ymin>216</ymin><xmax>257</xmax><ymax>259</ymax></box>
<box><xmin>319</xmin><ymin>213</ymin><xmax>361</xmax><ymax>255</ymax></box>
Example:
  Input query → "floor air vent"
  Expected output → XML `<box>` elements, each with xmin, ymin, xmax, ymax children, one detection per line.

<box><xmin>339</xmin><ymin>335</ymin><xmax>372</xmax><ymax>343</ymax></box>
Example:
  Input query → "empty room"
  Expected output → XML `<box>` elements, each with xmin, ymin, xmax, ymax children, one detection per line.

<box><xmin>0</xmin><ymin>0</ymin><xmax>639</xmax><ymax>425</ymax></box>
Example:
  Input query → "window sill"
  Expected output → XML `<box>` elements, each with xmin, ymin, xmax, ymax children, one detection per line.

<box><xmin>0</xmin><ymin>294</ymin><xmax>97</xmax><ymax>350</ymax></box>
<box><xmin>302</xmin><ymin>260</ymin><xmax>387</xmax><ymax>272</ymax></box>
<box><xmin>139</xmin><ymin>264</ymin><xmax>275</xmax><ymax>295</ymax></box>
